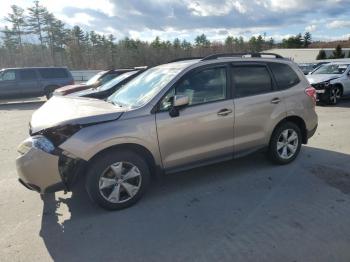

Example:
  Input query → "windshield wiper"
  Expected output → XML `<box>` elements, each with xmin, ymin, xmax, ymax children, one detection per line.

<box><xmin>107</xmin><ymin>100</ymin><xmax>123</xmax><ymax>107</ymax></box>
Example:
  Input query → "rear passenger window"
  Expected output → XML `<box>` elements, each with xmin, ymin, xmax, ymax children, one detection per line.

<box><xmin>232</xmin><ymin>66</ymin><xmax>272</xmax><ymax>98</ymax></box>
<box><xmin>269</xmin><ymin>63</ymin><xmax>300</xmax><ymax>89</ymax></box>
<box><xmin>19</xmin><ymin>69</ymin><xmax>37</xmax><ymax>80</ymax></box>
<box><xmin>38</xmin><ymin>68</ymin><xmax>69</xmax><ymax>79</ymax></box>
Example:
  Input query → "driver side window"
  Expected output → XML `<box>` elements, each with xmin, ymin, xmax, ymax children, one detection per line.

<box><xmin>160</xmin><ymin>67</ymin><xmax>227</xmax><ymax>111</ymax></box>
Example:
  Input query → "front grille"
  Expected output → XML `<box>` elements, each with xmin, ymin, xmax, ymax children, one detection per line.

<box><xmin>311</xmin><ymin>83</ymin><xmax>325</xmax><ymax>90</ymax></box>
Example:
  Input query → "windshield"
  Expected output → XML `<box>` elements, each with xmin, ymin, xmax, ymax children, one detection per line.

<box><xmin>86</xmin><ymin>71</ymin><xmax>106</xmax><ymax>85</ymax></box>
<box><xmin>98</xmin><ymin>71</ymin><xmax>139</xmax><ymax>91</ymax></box>
<box><xmin>108</xmin><ymin>66</ymin><xmax>183</xmax><ymax>108</ymax></box>
<box><xmin>313</xmin><ymin>64</ymin><xmax>349</xmax><ymax>75</ymax></box>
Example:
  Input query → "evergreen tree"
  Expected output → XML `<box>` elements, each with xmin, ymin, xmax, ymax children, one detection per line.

<box><xmin>27</xmin><ymin>0</ymin><xmax>47</xmax><ymax>51</ymax></box>
<box><xmin>195</xmin><ymin>34</ymin><xmax>210</xmax><ymax>47</ymax></box>
<box><xmin>316</xmin><ymin>50</ymin><xmax>327</xmax><ymax>60</ymax></box>
<box><xmin>256</xmin><ymin>35</ymin><xmax>264</xmax><ymax>52</ymax></box>
<box><xmin>303</xmin><ymin>32</ymin><xmax>312</xmax><ymax>47</ymax></box>
<box><xmin>4</xmin><ymin>5</ymin><xmax>27</xmax><ymax>55</ymax></box>
<box><xmin>332</xmin><ymin>44</ymin><xmax>345</xmax><ymax>58</ymax></box>
<box><xmin>151</xmin><ymin>36</ymin><xmax>162</xmax><ymax>49</ymax></box>
<box><xmin>282</xmin><ymin>33</ymin><xmax>303</xmax><ymax>48</ymax></box>
<box><xmin>268</xmin><ymin>37</ymin><xmax>274</xmax><ymax>49</ymax></box>
<box><xmin>225</xmin><ymin>36</ymin><xmax>234</xmax><ymax>46</ymax></box>
<box><xmin>249</xmin><ymin>36</ymin><xmax>257</xmax><ymax>52</ymax></box>
<box><xmin>181</xmin><ymin>40</ymin><xmax>191</xmax><ymax>50</ymax></box>
<box><xmin>0</xmin><ymin>26</ymin><xmax>17</xmax><ymax>50</ymax></box>
<box><xmin>173</xmin><ymin>38</ymin><xmax>181</xmax><ymax>49</ymax></box>
<box><xmin>238</xmin><ymin>36</ymin><xmax>244</xmax><ymax>51</ymax></box>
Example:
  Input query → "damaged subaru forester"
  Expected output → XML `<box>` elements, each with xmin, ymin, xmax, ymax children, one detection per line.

<box><xmin>16</xmin><ymin>53</ymin><xmax>318</xmax><ymax>210</ymax></box>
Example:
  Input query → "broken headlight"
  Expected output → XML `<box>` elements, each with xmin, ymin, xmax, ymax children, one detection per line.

<box><xmin>17</xmin><ymin>135</ymin><xmax>55</xmax><ymax>154</ymax></box>
<box><xmin>43</xmin><ymin>125</ymin><xmax>82</xmax><ymax>147</ymax></box>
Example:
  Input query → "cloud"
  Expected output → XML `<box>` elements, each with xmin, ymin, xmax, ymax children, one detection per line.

<box><xmin>187</xmin><ymin>0</ymin><xmax>247</xmax><ymax>16</ymax></box>
<box><xmin>1</xmin><ymin>0</ymin><xmax>350</xmax><ymax>42</ymax></box>
<box><xmin>57</xmin><ymin>12</ymin><xmax>95</xmax><ymax>27</ymax></box>
<box><xmin>305</xmin><ymin>24</ymin><xmax>317</xmax><ymax>32</ymax></box>
<box><xmin>327</xmin><ymin>20</ymin><xmax>350</xmax><ymax>29</ymax></box>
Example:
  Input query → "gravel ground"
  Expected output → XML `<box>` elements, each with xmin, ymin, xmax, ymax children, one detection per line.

<box><xmin>0</xmin><ymin>99</ymin><xmax>350</xmax><ymax>262</ymax></box>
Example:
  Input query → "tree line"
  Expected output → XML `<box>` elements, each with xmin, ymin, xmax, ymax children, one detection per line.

<box><xmin>1</xmin><ymin>1</ymin><xmax>318</xmax><ymax>69</ymax></box>
<box><xmin>316</xmin><ymin>45</ymin><xmax>350</xmax><ymax>60</ymax></box>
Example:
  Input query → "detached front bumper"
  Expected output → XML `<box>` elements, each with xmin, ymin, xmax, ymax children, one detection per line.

<box><xmin>16</xmin><ymin>136</ymin><xmax>65</xmax><ymax>194</ymax></box>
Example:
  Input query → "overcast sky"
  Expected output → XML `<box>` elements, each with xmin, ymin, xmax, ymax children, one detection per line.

<box><xmin>1</xmin><ymin>0</ymin><xmax>350</xmax><ymax>42</ymax></box>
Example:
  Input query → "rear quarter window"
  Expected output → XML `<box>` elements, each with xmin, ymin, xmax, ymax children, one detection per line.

<box><xmin>38</xmin><ymin>68</ymin><xmax>69</xmax><ymax>79</ymax></box>
<box><xmin>269</xmin><ymin>63</ymin><xmax>300</xmax><ymax>90</ymax></box>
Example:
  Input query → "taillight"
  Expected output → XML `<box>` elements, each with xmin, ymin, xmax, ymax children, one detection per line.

<box><xmin>305</xmin><ymin>86</ymin><xmax>317</xmax><ymax>106</ymax></box>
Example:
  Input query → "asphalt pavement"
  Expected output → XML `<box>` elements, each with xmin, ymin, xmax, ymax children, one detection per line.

<box><xmin>1</xmin><ymin>99</ymin><xmax>350</xmax><ymax>262</ymax></box>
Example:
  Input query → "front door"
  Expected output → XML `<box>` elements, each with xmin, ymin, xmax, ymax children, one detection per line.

<box><xmin>0</xmin><ymin>70</ymin><xmax>19</xmax><ymax>98</ymax></box>
<box><xmin>155</xmin><ymin>65</ymin><xmax>234</xmax><ymax>170</ymax></box>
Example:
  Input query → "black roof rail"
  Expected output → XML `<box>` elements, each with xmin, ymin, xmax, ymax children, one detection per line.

<box><xmin>201</xmin><ymin>52</ymin><xmax>284</xmax><ymax>61</ymax></box>
<box><xmin>169</xmin><ymin>57</ymin><xmax>203</xmax><ymax>63</ymax></box>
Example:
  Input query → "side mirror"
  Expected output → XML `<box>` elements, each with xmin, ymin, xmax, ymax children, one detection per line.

<box><xmin>169</xmin><ymin>95</ymin><xmax>189</xmax><ymax>117</ymax></box>
<box><xmin>173</xmin><ymin>94</ymin><xmax>189</xmax><ymax>107</ymax></box>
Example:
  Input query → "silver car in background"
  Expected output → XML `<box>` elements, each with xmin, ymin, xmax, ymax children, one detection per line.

<box><xmin>16</xmin><ymin>53</ymin><xmax>318</xmax><ymax>210</ymax></box>
<box><xmin>307</xmin><ymin>62</ymin><xmax>350</xmax><ymax>104</ymax></box>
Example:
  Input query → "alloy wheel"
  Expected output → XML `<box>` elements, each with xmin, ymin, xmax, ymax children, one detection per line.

<box><xmin>99</xmin><ymin>161</ymin><xmax>142</xmax><ymax>203</ymax></box>
<box><xmin>329</xmin><ymin>87</ymin><xmax>341</xmax><ymax>104</ymax></box>
<box><xmin>277</xmin><ymin>129</ymin><xmax>299</xmax><ymax>160</ymax></box>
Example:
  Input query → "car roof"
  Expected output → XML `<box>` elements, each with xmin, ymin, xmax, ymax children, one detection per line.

<box><xmin>1</xmin><ymin>67</ymin><xmax>68</xmax><ymax>70</ymax></box>
<box><xmin>163</xmin><ymin>53</ymin><xmax>293</xmax><ymax>70</ymax></box>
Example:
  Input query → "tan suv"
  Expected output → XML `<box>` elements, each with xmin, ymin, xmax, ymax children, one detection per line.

<box><xmin>16</xmin><ymin>53</ymin><xmax>318</xmax><ymax>210</ymax></box>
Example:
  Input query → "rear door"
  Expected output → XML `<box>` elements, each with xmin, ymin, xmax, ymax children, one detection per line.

<box><xmin>155</xmin><ymin>64</ymin><xmax>234</xmax><ymax>170</ymax></box>
<box><xmin>0</xmin><ymin>70</ymin><xmax>19</xmax><ymax>98</ymax></box>
<box><xmin>18</xmin><ymin>69</ymin><xmax>41</xmax><ymax>96</ymax></box>
<box><xmin>232</xmin><ymin>63</ymin><xmax>286</xmax><ymax>156</ymax></box>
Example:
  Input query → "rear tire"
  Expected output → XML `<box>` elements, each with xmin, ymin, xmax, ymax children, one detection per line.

<box><xmin>268</xmin><ymin>122</ymin><xmax>302</xmax><ymax>165</ymax></box>
<box><xmin>85</xmin><ymin>150</ymin><xmax>150</xmax><ymax>210</ymax></box>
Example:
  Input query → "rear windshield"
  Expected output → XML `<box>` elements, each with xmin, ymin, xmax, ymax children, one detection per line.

<box><xmin>38</xmin><ymin>68</ymin><xmax>69</xmax><ymax>79</ymax></box>
<box><xmin>269</xmin><ymin>63</ymin><xmax>300</xmax><ymax>89</ymax></box>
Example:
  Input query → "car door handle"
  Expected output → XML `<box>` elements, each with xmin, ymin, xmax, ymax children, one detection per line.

<box><xmin>271</xmin><ymin>98</ymin><xmax>281</xmax><ymax>104</ymax></box>
<box><xmin>217</xmin><ymin>108</ymin><xmax>233</xmax><ymax>116</ymax></box>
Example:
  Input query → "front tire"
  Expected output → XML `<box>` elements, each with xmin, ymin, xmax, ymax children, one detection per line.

<box><xmin>268</xmin><ymin>122</ymin><xmax>302</xmax><ymax>165</ymax></box>
<box><xmin>327</xmin><ymin>86</ymin><xmax>341</xmax><ymax>105</ymax></box>
<box><xmin>85</xmin><ymin>150</ymin><xmax>150</xmax><ymax>210</ymax></box>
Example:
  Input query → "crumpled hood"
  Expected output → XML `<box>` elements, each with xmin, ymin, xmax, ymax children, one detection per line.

<box><xmin>30</xmin><ymin>96</ymin><xmax>124</xmax><ymax>134</ymax></box>
<box><xmin>306</xmin><ymin>74</ymin><xmax>340</xmax><ymax>84</ymax></box>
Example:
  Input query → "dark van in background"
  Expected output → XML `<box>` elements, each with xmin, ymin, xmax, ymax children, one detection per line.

<box><xmin>0</xmin><ymin>67</ymin><xmax>74</xmax><ymax>99</ymax></box>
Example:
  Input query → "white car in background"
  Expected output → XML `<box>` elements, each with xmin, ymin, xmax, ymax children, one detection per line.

<box><xmin>306</xmin><ymin>62</ymin><xmax>350</xmax><ymax>105</ymax></box>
